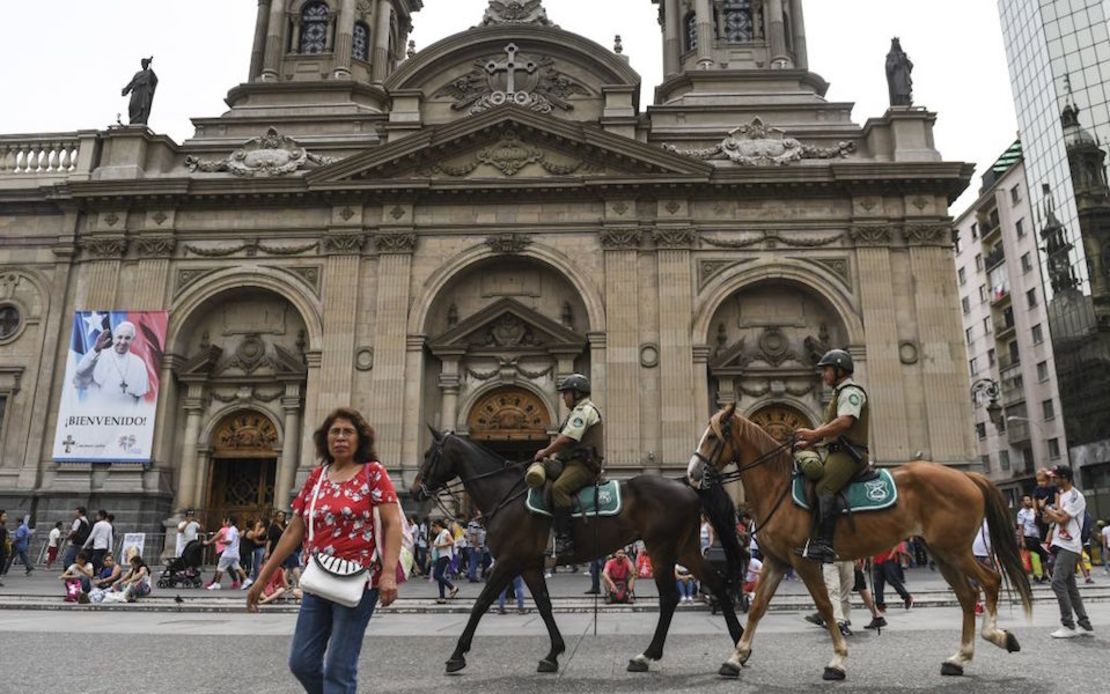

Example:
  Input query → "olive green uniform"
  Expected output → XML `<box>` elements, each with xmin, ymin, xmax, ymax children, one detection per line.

<box><xmin>815</xmin><ymin>378</ymin><xmax>870</xmax><ymax>496</ymax></box>
<box><xmin>551</xmin><ymin>399</ymin><xmax>604</xmax><ymax>509</ymax></box>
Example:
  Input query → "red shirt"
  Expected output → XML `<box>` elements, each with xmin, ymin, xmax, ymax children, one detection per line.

<box><xmin>605</xmin><ymin>557</ymin><xmax>632</xmax><ymax>582</ymax></box>
<box><xmin>873</xmin><ymin>549</ymin><xmax>895</xmax><ymax>564</ymax></box>
<box><xmin>292</xmin><ymin>462</ymin><xmax>398</xmax><ymax>586</ymax></box>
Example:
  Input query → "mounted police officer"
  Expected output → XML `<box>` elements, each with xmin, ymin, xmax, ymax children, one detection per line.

<box><xmin>793</xmin><ymin>349</ymin><xmax>870</xmax><ymax>563</ymax></box>
<box><xmin>530</xmin><ymin>373</ymin><xmax>604</xmax><ymax>557</ymax></box>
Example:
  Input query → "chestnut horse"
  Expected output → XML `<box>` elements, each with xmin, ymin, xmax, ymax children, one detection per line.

<box><xmin>687</xmin><ymin>403</ymin><xmax>1032</xmax><ymax>681</ymax></box>
<box><xmin>413</xmin><ymin>430</ymin><xmax>744</xmax><ymax>674</ymax></box>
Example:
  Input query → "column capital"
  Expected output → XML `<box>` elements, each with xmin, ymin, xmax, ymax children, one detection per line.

<box><xmin>849</xmin><ymin>225</ymin><xmax>893</xmax><ymax>247</ymax></box>
<box><xmin>375</xmin><ymin>231</ymin><xmax>417</xmax><ymax>254</ymax></box>
<box><xmin>652</xmin><ymin>227</ymin><xmax>697</xmax><ymax>249</ymax></box>
<box><xmin>322</xmin><ymin>232</ymin><xmax>365</xmax><ymax>255</ymax></box>
<box><xmin>599</xmin><ymin>228</ymin><xmax>642</xmax><ymax>250</ymax></box>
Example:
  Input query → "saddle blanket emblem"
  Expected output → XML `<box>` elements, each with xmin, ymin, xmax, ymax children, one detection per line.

<box><xmin>791</xmin><ymin>468</ymin><xmax>898</xmax><ymax>513</ymax></box>
<box><xmin>525</xmin><ymin>481</ymin><xmax>622</xmax><ymax>518</ymax></box>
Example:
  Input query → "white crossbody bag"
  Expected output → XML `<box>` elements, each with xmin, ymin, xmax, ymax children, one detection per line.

<box><xmin>298</xmin><ymin>465</ymin><xmax>369</xmax><ymax>608</ymax></box>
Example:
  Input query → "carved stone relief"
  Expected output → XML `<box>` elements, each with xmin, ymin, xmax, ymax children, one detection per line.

<box><xmin>664</xmin><ymin>117</ymin><xmax>855</xmax><ymax>166</ymax></box>
<box><xmin>434</xmin><ymin>43</ymin><xmax>588</xmax><ymax>115</ymax></box>
<box><xmin>185</xmin><ymin>127</ymin><xmax>338</xmax><ymax>177</ymax></box>
<box><xmin>421</xmin><ymin>132</ymin><xmax>602</xmax><ymax>177</ymax></box>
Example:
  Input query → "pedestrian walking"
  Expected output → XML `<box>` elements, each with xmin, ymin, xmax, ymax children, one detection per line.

<box><xmin>5</xmin><ymin>515</ymin><xmax>33</xmax><ymax>576</ymax></box>
<box><xmin>1045</xmin><ymin>465</ymin><xmax>1093</xmax><ymax>639</ymax></box>
<box><xmin>46</xmin><ymin>521</ymin><xmax>64</xmax><ymax>570</ymax></box>
<box><xmin>1016</xmin><ymin>495</ymin><xmax>1048</xmax><ymax>582</ymax></box>
<box><xmin>61</xmin><ymin>506</ymin><xmax>90</xmax><ymax>570</ymax></box>
<box><xmin>247</xmin><ymin>406</ymin><xmax>402</xmax><ymax>694</ymax></box>
<box><xmin>872</xmin><ymin>546</ymin><xmax>913</xmax><ymax>613</ymax></box>
<box><xmin>204</xmin><ymin>515</ymin><xmax>247</xmax><ymax>590</ymax></box>
<box><xmin>0</xmin><ymin>510</ymin><xmax>8</xmax><ymax>585</ymax></box>
<box><xmin>82</xmin><ymin>510</ymin><xmax>113</xmax><ymax>573</ymax></box>
<box><xmin>498</xmin><ymin>573</ymin><xmax>527</xmax><ymax>615</ymax></box>
<box><xmin>431</xmin><ymin>518</ymin><xmax>459</xmax><ymax>604</ymax></box>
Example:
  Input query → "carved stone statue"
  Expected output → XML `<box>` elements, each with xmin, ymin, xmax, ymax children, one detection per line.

<box><xmin>885</xmin><ymin>38</ymin><xmax>913</xmax><ymax>107</ymax></box>
<box><xmin>478</xmin><ymin>1</ymin><xmax>557</xmax><ymax>28</ymax></box>
<box><xmin>121</xmin><ymin>57</ymin><xmax>158</xmax><ymax>125</ymax></box>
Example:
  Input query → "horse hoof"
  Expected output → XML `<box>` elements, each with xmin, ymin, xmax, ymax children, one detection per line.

<box><xmin>1004</xmin><ymin>631</ymin><xmax>1021</xmax><ymax>653</ymax></box>
<box><xmin>537</xmin><ymin>658</ymin><xmax>558</xmax><ymax>673</ymax></box>
<box><xmin>822</xmin><ymin>666</ymin><xmax>846</xmax><ymax>681</ymax></box>
<box><xmin>718</xmin><ymin>662</ymin><xmax>741</xmax><ymax>678</ymax></box>
<box><xmin>627</xmin><ymin>658</ymin><xmax>649</xmax><ymax>673</ymax></box>
<box><xmin>940</xmin><ymin>662</ymin><xmax>964</xmax><ymax>677</ymax></box>
<box><xmin>445</xmin><ymin>657</ymin><xmax>466</xmax><ymax>674</ymax></box>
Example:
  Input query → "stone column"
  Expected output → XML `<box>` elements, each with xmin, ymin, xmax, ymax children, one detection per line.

<box><xmin>249</xmin><ymin>0</ymin><xmax>272</xmax><ymax>80</ymax></box>
<box><xmin>77</xmin><ymin>235</ymin><xmax>127</xmax><ymax>308</ymax></box>
<box><xmin>325</xmin><ymin>13</ymin><xmax>337</xmax><ymax>52</ymax></box>
<box><xmin>788</xmin><ymin>0</ymin><xmax>807</xmax><ymax>69</ymax></box>
<box><xmin>587</xmin><ymin>332</ymin><xmax>608</xmax><ymax>423</ymax></box>
<box><xmin>907</xmin><ymin>230</ymin><xmax>976</xmax><ymax>463</ymax></box>
<box><xmin>694</xmin><ymin>0</ymin><xmax>714</xmax><ymax>68</ymax></box>
<box><xmin>401</xmin><ymin>335</ymin><xmax>426</xmax><ymax>479</ymax></box>
<box><xmin>601</xmin><ymin>229</ymin><xmax>641</xmax><ymax>466</ymax></box>
<box><xmin>692</xmin><ymin>345</ymin><xmax>712</xmax><ymax>423</ymax></box>
<box><xmin>174</xmin><ymin>385</ymin><xmax>206</xmax><ymax>513</ymax></box>
<box><xmin>291</xmin><ymin>16</ymin><xmax>303</xmax><ymax>53</ymax></box>
<box><xmin>655</xmin><ymin>232</ymin><xmax>697</xmax><ymax>465</ymax></box>
<box><xmin>371</xmin><ymin>0</ymin><xmax>394</xmax><ymax>82</ymax></box>
<box><xmin>261</xmin><ymin>0</ymin><xmax>288</xmax><ymax>80</ymax></box>
<box><xmin>766</xmin><ymin>0</ymin><xmax>789</xmax><ymax>67</ymax></box>
<box><xmin>851</xmin><ymin>228</ymin><xmax>910</xmax><ymax>462</ymax></box>
<box><xmin>276</xmin><ymin>384</ymin><xmax>303</xmax><ymax>511</ymax></box>
<box><xmin>333</xmin><ymin>0</ymin><xmax>357</xmax><ymax>78</ymax></box>
<box><xmin>317</xmin><ymin>234</ymin><xmax>363</xmax><ymax>427</ymax></box>
<box><xmin>662</xmin><ymin>0</ymin><xmax>682</xmax><ymax>77</ymax></box>
<box><xmin>368</xmin><ymin>233</ymin><xmax>415</xmax><ymax>464</ymax></box>
<box><xmin>437</xmin><ymin>354</ymin><xmax>462</xmax><ymax>431</ymax></box>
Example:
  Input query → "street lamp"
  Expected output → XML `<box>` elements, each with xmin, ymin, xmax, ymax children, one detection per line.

<box><xmin>970</xmin><ymin>378</ymin><xmax>1003</xmax><ymax>429</ymax></box>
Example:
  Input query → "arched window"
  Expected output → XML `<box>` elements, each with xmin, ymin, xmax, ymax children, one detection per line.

<box><xmin>685</xmin><ymin>12</ymin><xmax>698</xmax><ymax>52</ymax></box>
<box><xmin>353</xmin><ymin>21</ymin><xmax>369</xmax><ymax>62</ymax></box>
<box><xmin>300</xmin><ymin>1</ymin><xmax>329</xmax><ymax>54</ymax></box>
<box><xmin>722</xmin><ymin>0</ymin><xmax>754</xmax><ymax>43</ymax></box>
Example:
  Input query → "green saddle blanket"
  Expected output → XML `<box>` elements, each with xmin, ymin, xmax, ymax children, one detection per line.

<box><xmin>791</xmin><ymin>469</ymin><xmax>898</xmax><ymax>513</ymax></box>
<box><xmin>525</xmin><ymin>481</ymin><xmax>622</xmax><ymax>518</ymax></box>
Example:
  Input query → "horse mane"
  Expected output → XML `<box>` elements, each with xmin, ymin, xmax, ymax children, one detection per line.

<box><xmin>445</xmin><ymin>433</ymin><xmax>519</xmax><ymax>474</ymax></box>
<box><xmin>725</xmin><ymin>411</ymin><xmax>795</xmax><ymax>476</ymax></box>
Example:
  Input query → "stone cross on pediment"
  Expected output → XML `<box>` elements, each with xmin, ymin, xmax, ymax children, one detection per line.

<box><xmin>486</xmin><ymin>44</ymin><xmax>536</xmax><ymax>95</ymax></box>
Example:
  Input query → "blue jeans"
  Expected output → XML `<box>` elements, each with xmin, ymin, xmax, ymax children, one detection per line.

<box><xmin>676</xmin><ymin>578</ymin><xmax>696</xmax><ymax>599</ymax></box>
<box><xmin>434</xmin><ymin>556</ymin><xmax>455</xmax><ymax>599</ymax></box>
<box><xmin>498</xmin><ymin>575</ymin><xmax>525</xmax><ymax>610</ymax></box>
<box><xmin>251</xmin><ymin>547</ymin><xmax>266</xmax><ymax>580</ymax></box>
<box><xmin>289</xmin><ymin>588</ymin><xmax>378</xmax><ymax>694</ymax></box>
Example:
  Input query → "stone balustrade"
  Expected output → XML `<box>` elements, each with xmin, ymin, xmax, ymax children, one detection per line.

<box><xmin>0</xmin><ymin>132</ymin><xmax>98</xmax><ymax>176</ymax></box>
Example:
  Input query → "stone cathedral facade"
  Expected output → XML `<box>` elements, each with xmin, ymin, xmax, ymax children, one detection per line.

<box><xmin>0</xmin><ymin>0</ymin><xmax>977</xmax><ymax>535</ymax></box>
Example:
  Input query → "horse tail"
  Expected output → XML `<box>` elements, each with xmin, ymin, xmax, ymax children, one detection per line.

<box><xmin>696</xmin><ymin>482</ymin><xmax>744</xmax><ymax>591</ymax></box>
<box><xmin>969</xmin><ymin>472</ymin><xmax>1033</xmax><ymax>618</ymax></box>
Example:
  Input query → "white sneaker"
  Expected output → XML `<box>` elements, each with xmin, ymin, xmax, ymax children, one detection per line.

<box><xmin>1050</xmin><ymin>626</ymin><xmax>1079</xmax><ymax>639</ymax></box>
<box><xmin>241</xmin><ymin>578</ymin><xmax>254</xmax><ymax>590</ymax></box>
<box><xmin>206</xmin><ymin>583</ymin><xmax>222</xmax><ymax>591</ymax></box>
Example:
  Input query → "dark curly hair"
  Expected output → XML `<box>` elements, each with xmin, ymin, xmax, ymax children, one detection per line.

<box><xmin>313</xmin><ymin>407</ymin><xmax>377</xmax><ymax>464</ymax></box>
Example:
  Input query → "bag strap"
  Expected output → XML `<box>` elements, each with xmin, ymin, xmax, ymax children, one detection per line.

<box><xmin>307</xmin><ymin>465</ymin><xmax>328</xmax><ymax>545</ymax></box>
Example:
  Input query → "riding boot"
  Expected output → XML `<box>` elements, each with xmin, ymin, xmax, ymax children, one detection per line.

<box><xmin>553</xmin><ymin>508</ymin><xmax>576</xmax><ymax>557</ymax></box>
<box><xmin>797</xmin><ymin>494</ymin><xmax>839</xmax><ymax>563</ymax></box>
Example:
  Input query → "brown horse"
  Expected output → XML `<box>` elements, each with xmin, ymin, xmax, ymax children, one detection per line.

<box><xmin>412</xmin><ymin>430</ymin><xmax>744</xmax><ymax>674</ymax></box>
<box><xmin>686</xmin><ymin>403</ymin><xmax>1032</xmax><ymax>681</ymax></box>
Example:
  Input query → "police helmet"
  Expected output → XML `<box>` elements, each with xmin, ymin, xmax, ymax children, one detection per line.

<box><xmin>816</xmin><ymin>349</ymin><xmax>854</xmax><ymax>374</ymax></box>
<box><xmin>558</xmin><ymin>373</ymin><xmax>591</xmax><ymax>395</ymax></box>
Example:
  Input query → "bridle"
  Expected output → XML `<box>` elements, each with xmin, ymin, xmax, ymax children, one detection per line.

<box><xmin>418</xmin><ymin>434</ymin><xmax>532</xmax><ymax>526</ymax></box>
<box><xmin>691</xmin><ymin>412</ymin><xmax>797</xmax><ymax>534</ymax></box>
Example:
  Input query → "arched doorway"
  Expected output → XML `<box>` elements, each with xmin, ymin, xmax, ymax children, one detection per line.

<box><xmin>466</xmin><ymin>386</ymin><xmax>552</xmax><ymax>461</ymax></box>
<box><xmin>205</xmin><ymin>411</ymin><xmax>279</xmax><ymax>530</ymax></box>
<box><xmin>750</xmin><ymin>403</ymin><xmax>814</xmax><ymax>443</ymax></box>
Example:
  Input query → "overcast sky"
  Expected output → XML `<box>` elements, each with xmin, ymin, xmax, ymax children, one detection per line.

<box><xmin>0</xmin><ymin>0</ymin><xmax>1016</xmax><ymax>213</ymax></box>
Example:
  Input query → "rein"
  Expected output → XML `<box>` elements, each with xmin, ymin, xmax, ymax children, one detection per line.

<box><xmin>419</xmin><ymin>438</ymin><xmax>532</xmax><ymax>525</ymax></box>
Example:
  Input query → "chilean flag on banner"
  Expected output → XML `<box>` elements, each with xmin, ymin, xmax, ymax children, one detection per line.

<box><xmin>70</xmin><ymin>311</ymin><xmax>166</xmax><ymax>404</ymax></box>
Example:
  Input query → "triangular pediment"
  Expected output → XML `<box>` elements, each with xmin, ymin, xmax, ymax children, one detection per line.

<box><xmin>429</xmin><ymin>298</ymin><xmax>586</xmax><ymax>354</ymax></box>
<box><xmin>307</xmin><ymin>106</ymin><xmax>712</xmax><ymax>186</ymax></box>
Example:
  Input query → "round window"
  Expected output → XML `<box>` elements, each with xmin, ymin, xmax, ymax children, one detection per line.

<box><xmin>0</xmin><ymin>304</ymin><xmax>20</xmax><ymax>340</ymax></box>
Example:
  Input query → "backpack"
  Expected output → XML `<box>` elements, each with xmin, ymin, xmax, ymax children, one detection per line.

<box><xmin>73</xmin><ymin>518</ymin><xmax>91</xmax><ymax>546</ymax></box>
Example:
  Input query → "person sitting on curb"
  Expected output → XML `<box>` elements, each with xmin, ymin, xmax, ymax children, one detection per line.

<box><xmin>60</xmin><ymin>550</ymin><xmax>94</xmax><ymax>603</ymax></box>
<box><xmin>110</xmin><ymin>555</ymin><xmax>152</xmax><ymax>602</ymax></box>
<box><xmin>603</xmin><ymin>549</ymin><xmax>636</xmax><ymax>604</ymax></box>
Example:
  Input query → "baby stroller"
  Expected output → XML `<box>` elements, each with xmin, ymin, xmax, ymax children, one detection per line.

<box><xmin>158</xmin><ymin>540</ymin><xmax>204</xmax><ymax>588</ymax></box>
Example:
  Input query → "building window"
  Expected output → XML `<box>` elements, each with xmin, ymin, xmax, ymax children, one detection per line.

<box><xmin>987</xmin><ymin>348</ymin><xmax>996</xmax><ymax>367</ymax></box>
<box><xmin>975</xmin><ymin>422</ymin><xmax>987</xmax><ymax>440</ymax></box>
<box><xmin>1037</xmin><ymin>360</ymin><xmax>1049</xmax><ymax>382</ymax></box>
<box><xmin>300</xmin><ymin>2</ymin><xmax>330</xmax><ymax>54</ymax></box>
<box><xmin>1021</xmin><ymin>447</ymin><xmax>1034</xmax><ymax>473</ymax></box>
<box><xmin>1008</xmin><ymin>341</ymin><xmax>1020</xmax><ymax>365</ymax></box>
<box><xmin>1010</xmin><ymin>184</ymin><xmax>1022</xmax><ymax>204</ymax></box>
<box><xmin>721</xmin><ymin>0</ymin><xmax>754</xmax><ymax>42</ymax></box>
<box><xmin>685</xmin><ymin>12</ymin><xmax>698</xmax><ymax>51</ymax></box>
<box><xmin>981</xmin><ymin>454</ymin><xmax>991</xmax><ymax>472</ymax></box>
<box><xmin>958</xmin><ymin>267</ymin><xmax>966</xmax><ymax>285</ymax></box>
<box><xmin>969</xmin><ymin>357</ymin><xmax>978</xmax><ymax>376</ymax></box>
<box><xmin>965</xmin><ymin>326</ymin><xmax>975</xmax><ymax>344</ymax></box>
<box><xmin>975</xmin><ymin>253</ymin><xmax>983</xmax><ymax>270</ymax></box>
<box><xmin>1016</xmin><ymin>218</ymin><xmax>1025</xmax><ymax>237</ymax></box>
<box><xmin>999</xmin><ymin>449</ymin><xmax>1011</xmax><ymax>471</ymax></box>
<box><xmin>0</xmin><ymin>304</ymin><xmax>20</xmax><ymax>340</ymax></box>
<box><xmin>1021</xmin><ymin>252</ymin><xmax>1032</xmax><ymax>273</ymax></box>
<box><xmin>983</xmin><ymin>316</ymin><xmax>992</xmax><ymax>335</ymax></box>
<box><xmin>979</xmin><ymin>284</ymin><xmax>988</xmax><ymax>303</ymax></box>
<box><xmin>971</xmin><ymin>223</ymin><xmax>979</xmax><ymax>239</ymax></box>
<box><xmin>1026</xmin><ymin>288</ymin><xmax>1038</xmax><ymax>308</ymax></box>
<box><xmin>353</xmin><ymin>21</ymin><xmax>370</xmax><ymax>62</ymax></box>
<box><xmin>1048</xmin><ymin>438</ymin><xmax>1061</xmax><ymax>460</ymax></box>
<box><xmin>1042</xmin><ymin>398</ymin><xmax>1055</xmax><ymax>420</ymax></box>
<box><xmin>954</xmin><ymin>235</ymin><xmax>962</xmax><ymax>254</ymax></box>
<box><xmin>961</xmin><ymin>296</ymin><xmax>970</xmax><ymax>315</ymax></box>
<box><xmin>1032</xmin><ymin>323</ymin><xmax>1043</xmax><ymax>344</ymax></box>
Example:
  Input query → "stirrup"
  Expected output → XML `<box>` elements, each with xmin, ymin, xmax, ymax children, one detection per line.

<box><xmin>794</xmin><ymin>538</ymin><xmax>837</xmax><ymax>563</ymax></box>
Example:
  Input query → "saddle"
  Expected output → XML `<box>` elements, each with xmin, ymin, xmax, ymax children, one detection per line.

<box><xmin>525</xmin><ymin>480</ymin><xmax>623</xmax><ymax>518</ymax></box>
<box><xmin>792</xmin><ymin>467</ymin><xmax>898</xmax><ymax>514</ymax></box>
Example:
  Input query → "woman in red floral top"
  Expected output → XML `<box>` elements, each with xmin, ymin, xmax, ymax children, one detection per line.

<box><xmin>247</xmin><ymin>407</ymin><xmax>402</xmax><ymax>694</ymax></box>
